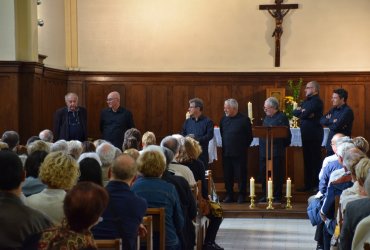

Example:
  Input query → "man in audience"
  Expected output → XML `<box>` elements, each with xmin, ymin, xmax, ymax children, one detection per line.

<box><xmin>320</xmin><ymin>88</ymin><xmax>354</xmax><ymax>156</ymax></box>
<box><xmin>92</xmin><ymin>154</ymin><xmax>147</xmax><ymax>250</ymax></box>
<box><xmin>100</xmin><ymin>91</ymin><xmax>135</xmax><ymax>148</ymax></box>
<box><xmin>96</xmin><ymin>142</ymin><xmax>117</xmax><ymax>183</ymax></box>
<box><xmin>53</xmin><ymin>92</ymin><xmax>87</xmax><ymax>141</ymax></box>
<box><xmin>182</xmin><ymin>97</ymin><xmax>214</xmax><ymax>169</ymax></box>
<box><xmin>1</xmin><ymin>130</ymin><xmax>19</xmax><ymax>151</ymax></box>
<box><xmin>293</xmin><ymin>81</ymin><xmax>324</xmax><ymax>192</ymax></box>
<box><xmin>220</xmin><ymin>98</ymin><xmax>253</xmax><ymax>203</ymax></box>
<box><xmin>0</xmin><ymin>151</ymin><xmax>51</xmax><ymax>248</ymax></box>
<box><xmin>39</xmin><ymin>129</ymin><xmax>54</xmax><ymax>142</ymax></box>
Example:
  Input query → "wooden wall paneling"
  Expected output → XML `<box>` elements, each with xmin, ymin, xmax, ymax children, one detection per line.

<box><xmin>86</xmin><ymin>83</ymin><xmax>108</xmax><ymax>140</ymax></box>
<box><xmin>320</xmin><ymin>84</ymin><xmax>341</xmax><ymax>115</ymax></box>
<box><xmin>342</xmin><ymin>84</ymin><xmax>365</xmax><ymax>137</ymax></box>
<box><xmin>172</xmin><ymin>85</ymin><xmax>190</xmax><ymax>134</ymax></box>
<box><xmin>210</xmin><ymin>84</ymin><xmax>231</xmax><ymax>126</ymax></box>
<box><xmin>193</xmin><ymin>85</ymin><xmax>213</xmax><ymax>122</ymax></box>
<box><xmin>146</xmin><ymin>85</ymin><xmax>169</xmax><ymax>139</ymax></box>
<box><xmin>0</xmin><ymin>74</ymin><xmax>19</xmax><ymax>133</ymax></box>
<box><xmin>365</xmin><ymin>84</ymin><xmax>370</xmax><ymax>147</ymax></box>
<box><xmin>68</xmin><ymin>81</ymin><xmax>85</xmax><ymax>106</ymax></box>
<box><xmin>125</xmin><ymin>84</ymin><xmax>147</xmax><ymax>136</ymax></box>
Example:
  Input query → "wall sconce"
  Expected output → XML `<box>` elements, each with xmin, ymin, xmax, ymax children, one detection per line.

<box><xmin>38</xmin><ymin>19</ymin><xmax>44</xmax><ymax>27</ymax></box>
<box><xmin>37</xmin><ymin>0</ymin><xmax>42</xmax><ymax>5</ymax></box>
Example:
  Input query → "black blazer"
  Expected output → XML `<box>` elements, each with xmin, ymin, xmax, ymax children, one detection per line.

<box><xmin>53</xmin><ymin>107</ymin><xmax>87</xmax><ymax>141</ymax></box>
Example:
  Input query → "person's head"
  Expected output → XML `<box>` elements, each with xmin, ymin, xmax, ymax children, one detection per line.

<box><xmin>177</xmin><ymin>136</ymin><xmax>202</xmax><ymax>163</ymax></box>
<box><xmin>106</xmin><ymin>91</ymin><xmax>121</xmax><ymax>111</ymax></box>
<box><xmin>264</xmin><ymin>97</ymin><xmax>279</xmax><ymax>116</ymax></box>
<box><xmin>81</xmin><ymin>141</ymin><xmax>96</xmax><ymax>153</ymax></box>
<box><xmin>137</xmin><ymin>146</ymin><xmax>166</xmax><ymax>177</ymax></box>
<box><xmin>332</xmin><ymin>88</ymin><xmax>348</xmax><ymax>108</ymax></box>
<box><xmin>160</xmin><ymin>136</ymin><xmax>180</xmax><ymax>156</ymax></box>
<box><xmin>354</xmin><ymin>158</ymin><xmax>370</xmax><ymax>186</ymax></box>
<box><xmin>1</xmin><ymin>131</ymin><xmax>19</xmax><ymax>150</ymax></box>
<box><xmin>110</xmin><ymin>154</ymin><xmax>137</xmax><ymax>182</ymax></box>
<box><xmin>64</xmin><ymin>182</ymin><xmax>109</xmax><ymax>232</ymax></box>
<box><xmin>352</xmin><ymin>136</ymin><xmax>369</xmax><ymax>154</ymax></box>
<box><xmin>26</xmin><ymin>136</ymin><xmax>40</xmax><ymax>146</ymax></box>
<box><xmin>330</xmin><ymin>133</ymin><xmax>345</xmax><ymax>153</ymax></box>
<box><xmin>188</xmin><ymin>98</ymin><xmax>204</xmax><ymax>118</ymax></box>
<box><xmin>93</xmin><ymin>139</ymin><xmax>107</xmax><ymax>148</ymax></box>
<box><xmin>39</xmin><ymin>151</ymin><xmax>79</xmax><ymax>190</ymax></box>
<box><xmin>305</xmin><ymin>81</ymin><xmax>320</xmax><ymax>97</ymax></box>
<box><xmin>224</xmin><ymin>99</ymin><xmax>238</xmax><ymax>117</ymax></box>
<box><xmin>0</xmin><ymin>151</ymin><xmax>24</xmax><ymax>191</ymax></box>
<box><xmin>343</xmin><ymin>147</ymin><xmax>366</xmax><ymax>176</ymax></box>
<box><xmin>50</xmin><ymin>139</ymin><xmax>68</xmax><ymax>153</ymax></box>
<box><xmin>336</xmin><ymin>141</ymin><xmax>355</xmax><ymax>165</ymax></box>
<box><xmin>27</xmin><ymin>140</ymin><xmax>50</xmax><ymax>155</ymax></box>
<box><xmin>162</xmin><ymin>146</ymin><xmax>174</xmax><ymax>167</ymax></box>
<box><xmin>142</xmin><ymin>131</ymin><xmax>156</xmax><ymax>148</ymax></box>
<box><xmin>67</xmin><ymin>140</ymin><xmax>83</xmax><ymax>160</ymax></box>
<box><xmin>78</xmin><ymin>158</ymin><xmax>103</xmax><ymax>186</ymax></box>
<box><xmin>78</xmin><ymin>152</ymin><xmax>102</xmax><ymax>166</ymax></box>
<box><xmin>25</xmin><ymin>150</ymin><xmax>48</xmax><ymax>178</ymax></box>
<box><xmin>96</xmin><ymin>142</ymin><xmax>116</xmax><ymax>168</ymax></box>
<box><xmin>123</xmin><ymin>148</ymin><xmax>140</xmax><ymax>161</ymax></box>
<box><xmin>39</xmin><ymin>129</ymin><xmax>54</xmax><ymax>143</ymax></box>
<box><xmin>123</xmin><ymin>136</ymin><xmax>140</xmax><ymax>151</ymax></box>
<box><xmin>0</xmin><ymin>142</ymin><xmax>9</xmax><ymax>151</ymax></box>
<box><xmin>65</xmin><ymin>92</ymin><xmax>79</xmax><ymax>112</ymax></box>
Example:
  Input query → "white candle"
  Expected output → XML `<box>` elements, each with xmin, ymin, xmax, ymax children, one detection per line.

<box><xmin>293</xmin><ymin>101</ymin><xmax>298</xmax><ymax>110</ymax></box>
<box><xmin>267</xmin><ymin>178</ymin><xmax>273</xmax><ymax>198</ymax></box>
<box><xmin>248</xmin><ymin>102</ymin><xmax>253</xmax><ymax>119</ymax></box>
<box><xmin>286</xmin><ymin>178</ymin><xmax>291</xmax><ymax>197</ymax></box>
<box><xmin>250</xmin><ymin>177</ymin><xmax>255</xmax><ymax>196</ymax></box>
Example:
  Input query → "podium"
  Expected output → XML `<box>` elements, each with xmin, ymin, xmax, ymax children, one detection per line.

<box><xmin>253</xmin><ymin>126</ymin><xmax>290</xmax><ymax>189</ymax></box>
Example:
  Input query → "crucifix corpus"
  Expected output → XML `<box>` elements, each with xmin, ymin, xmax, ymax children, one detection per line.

<box><xmin>259</xmin><ymin>0</ymin><xmax>298</xmax><ymax>67</ymax></box>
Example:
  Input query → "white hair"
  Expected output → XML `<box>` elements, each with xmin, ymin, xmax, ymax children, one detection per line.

<box><xmin>336</xmin><ymin>142</ymin><xmax>355</xmax><ymax>158</ymax></box>
<box><xmin>67</xmin><ymin>140</ymin><xmax>83</xmax><ymax>160</ymax></box>
<box><xmin>50</xmin><ymin>140</ymin><xmax>68</xmax><ymax>153</ymax></box>
<box><xmin>78</xmin><ymin>152</ymin><xmax>102</xmax><ymax>166</ymax></box>
<box><xmin>96</xmin><ymin>142</ymin><xmax>116</xmax><ymax>167</ymax></box>
<box><xmin>142</xmin><ymin>145</ymin><xmax>166</xmax><ymax>163</ymax></box>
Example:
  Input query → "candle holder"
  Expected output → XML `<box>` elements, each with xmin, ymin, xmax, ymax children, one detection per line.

<box><xmin>291</xmin><ymin>117</ymin><xmax>299</xmax><ymax>128</ymax></box>
<box><xmin>285</xmin><ymin>195</ymin><xmax>293</xmax><ymax>209</ymax></box>
<box><xmin>249</xmin><ymin>195</ymin><xmax>256</xmax><ymax>209</ymax></box>
<box><xmin>249</xmin><ymin>117</ymin><xmax>254</xmax><ymax>125</ymax></box>
<box><xmin>266</xmin><ymin>197</ymin><xmax>274</xmax><ymax>210</ymax></box>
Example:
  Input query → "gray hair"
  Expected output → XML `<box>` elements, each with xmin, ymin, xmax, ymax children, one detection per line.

<box><xmin>162</xmin><ymin>146</ymin><xmax>174</xmax><ymax>167</ymax></box>
<box><xmin>225</xmin><ymin>99</ymin><xmax>238</xmax><ymax>110</ymax></box>
<box><xmin>189</xmin><ymin>98</ymin><xmax>204</xmax><ymax>111</ymax></box>
<box><xmin>335</xmin><ymin>136</ymin><xmax>352</xmax><ymax>148</ymax></box>
<box><xmin>65</xmin><ymin>92</ymin><xmax>78</xmax><ymax>102</ymax></box>
<box><xmin>96</xmin><ymin>142</ymin><xmax>116</xmax><ymax>167</ymax></box>
<box><xmin>39</xmin><ymin>129</ymin><xmax>54</xmax><ymax>142</ymax></box>
<box><xmin>343</xmin><ymin>147</ymin><xmax>366</xmax><ymax>173</ymax></box>
<box><xmin>336</xmin><ymin>142</ymin><xmax>355</xmax><ymax>158</ymax></box>
<box><xmin>308</xmin><ymin>81</ymin><xmax>320</xmax><ymax>93</ymax></box>
<box><xmin>67</xmin><ymin>140</ymin><xmax>83</xmax><ymax>160</ymax></box>
<box><xmin>265</xmin><ymin>97</ymin><xmax>279</xmax><ymax>110</ymax></box>
<box><xmin>50</xmin><ymin>140</ymin><xmax>68</xmax><ymax>153</ymax></box>
<box><xmin>160</xmin><ymin>136</ymin><xmax>180</xmax><ymax>155</ymax></box>
<box><xmin>78</xmin><ymin>152</ymin><xmax>102</xmax><ymax>166</ymax></box>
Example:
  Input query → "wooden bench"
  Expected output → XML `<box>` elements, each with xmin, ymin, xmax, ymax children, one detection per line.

<box><xmin>145</xmin><ymin>207</ymin><xmax>165</xmax><ymax>250</ymax></box>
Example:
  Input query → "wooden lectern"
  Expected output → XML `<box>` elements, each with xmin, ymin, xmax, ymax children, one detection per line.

<box><xmin>253</xmin><ymin>126</ymin><xmax>290</xmax><ymax>189</ymax></box>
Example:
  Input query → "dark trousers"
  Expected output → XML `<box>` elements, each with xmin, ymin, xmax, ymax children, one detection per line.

<box><xmin>222</xmin><ymin>154</ymin><xmax>247</xmax><ymax>196</ymax></box>
<box><xmin>259</xmin><ymin>156</ymin><xmax>285</xmax><ymax>199</ymax></box>
<box><xmin>204</xmin><ymin>214</ymin><xmax>223</xmax><ymax>244</ymax></box>
<box><xmin>302</xmin><ymin>139</ymin><xmax>323</xmax><ymax>190</ymax></box>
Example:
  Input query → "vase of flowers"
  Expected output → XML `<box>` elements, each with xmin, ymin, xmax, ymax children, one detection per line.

<box><xmin>283</xmin><ymin>78</ymin><xmax>303</xmax><ymax>122</ymax></box>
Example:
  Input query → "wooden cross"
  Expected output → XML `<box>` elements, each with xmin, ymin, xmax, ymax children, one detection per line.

<box><xmin>259</xmin><ymin>0</ymin><xmax>298</xmax><ymax>67</ymax></box>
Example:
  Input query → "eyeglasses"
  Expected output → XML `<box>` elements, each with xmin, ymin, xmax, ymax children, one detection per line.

<box><xmin>189</xmin><ymin>106</ymin><xmax>196</xmax><ymax>109</ymax></box>
<box><xmin>305</xmin><ymin>86</ymin><xmax>313</xmax><ymax>89</ymax></box>
<box><xmin>106</xmin><ymin>98</ymin><xmax>117</xmax><ymax>102</ymax></box>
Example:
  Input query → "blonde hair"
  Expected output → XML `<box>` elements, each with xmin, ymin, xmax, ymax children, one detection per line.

<box><xmin>137</xmin><ymin>150</ymin><xmax>166</xmax><ymax>177</ymax></box>
<box><xmin>27</xmin><ymin>140</ymin><xmax>50</xmax><ymax>155</ymax></box>
<box><xmin>355</xmin><ymin>158</ymin><xmax>370</xmax><ymax>185</ymax></box>
<box><xmin>124</xmin><ymin>148</ymin><xmax>140</xmax><ymax>161</ymax></box>
<box><xmin>177</xmin><ymin>136</ymin><xmax>202</xmax><ymax>163</ymax></box>
<box><xmin>142</xmin><ymin>131</ymin><xmax>156</xmax><ymax>147</ymax></box>
<box><xmin>353</xmin><ymin>136</ymin><xmax>369</xmax><ymax>153</ymax></box>
<box><xmin>39</xmin><ymin>151</ymin><xmax>80</xmax><ymax>190</ymax></box>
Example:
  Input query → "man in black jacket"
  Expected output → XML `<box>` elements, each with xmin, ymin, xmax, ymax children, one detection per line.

<box><xmin>53</xmin><ymin>92</ymin><xmax>87</xmax><ymax>142</ymax></box>
<box><xmin>220</xmin><ymin>98</ymin><xmax>253</xmax><ymax>203</ymax></box>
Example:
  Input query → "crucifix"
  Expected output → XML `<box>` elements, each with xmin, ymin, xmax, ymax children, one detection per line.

<box><xmin>259</xmin><ymin>0</ymin><xmax>298</xmax><ymax>67</ymax></box>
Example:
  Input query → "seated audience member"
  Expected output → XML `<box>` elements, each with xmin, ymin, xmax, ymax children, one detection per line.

<box><xmin>132</xmin><ymin>148</ymin><xmax>184</xmax><ymax>250</ymax></box>
<box><xmin>318</xmin><ymin>133</ymin><xmax>344</xmax><ymax>181</ymax></box>
<box><xmin>160</xmin><ymin>135</ymin><xmax>196</xmax><ymax>187</ymax></box>
<box><xmin>122</xmin><ymin>128</ymin><xmax>142</xmax><ymax>151</ymax></box>
<box><xmin>67</xmin><ymin>140</ymin><xmax>83</xmax><ymax>160</ymax></box>
<box><xmin>50</xmin><ymin>139</ymin><xmax>68</xmax><ymax>153</ymax></box>
<box><xmin>26</xmin><ymin>136</ymin><xmax>41</xmax><ymax>146</ymax></box>
<box><xmin>78</xmin><ymin>158</ymin><xmax>103</xmax><ymax>186</ymax></box>
<box><xmin>22</xmin><ymin>151</ymin><xmax>48</xmax><ymax>196</ymax></box>
<box><xmin>340</xmin><ymin>160</ymin><xmax>370</xmax><ymax>250</ymax></box>
<box><xmin>27</xmin><ymin>140</ymin><xmax>50</xmax><ymax>155</ymax></box>
<box><xmin>26</xmin><ymin>151</ymin><xmax>80</xmax><ymax>225</ymax></box>
<box><xmin>141</xmin><ymin>131</ymin><xmax>156</xmax><ymax>149</ymax></box>
<box><xmin>93</xmin><ymin>139</ymin><xmax>106</xmax><ymax>148</ymax></box>
<box><xmin>352</xmin><ymin>136</ymin><xmax>369</xmax><ymax>154</ymax></box>
<box><xmin>39</xmin><ymin>129</ymin><xmax>54</xmax><ymax>143</ymax></box>
<box><xmin>78</xmin><ymin>152</ymin><xmax>102</xmax><ymax>167</ymax></box>
<box><xmin>92</xmin><ymin>154</ymin><xmax>147</xmax><ymax>250</ymax></box>
<box><xmin>96</xmin><ymin>142</ymin><xmax>116</xmax><ymax>183</ymax></box>
<box><xmin>352</xmin><ymin>214</ymin><xmax>370</xmax><ymax>250</ymax></box>
<box><xmin>0</xmin><ymin>141</ymin><xmax>9</xmax><ymax>150</ymax></box>
<box><xmin>82</xmin><ymin>140</ymin><xmax>96</xmax><ymax>153</ymax></box>
<box><xmin>36</xmin><ymin>182</ymin><xmax>109</xmax><ymax>250</ymax></box>
<box><xmin>124</xmin><ymin>148</ymin><xmax>140</xmax><ymax>161</ymax></box>
<box><xmin>1</xmin><ymin>130</ymin><xmax>20</xmax><ymax>151</ymax></box>
<box><xmin>0</xmin><ymin>151</ymin><xmax>51</xmax><ymax>248</ymax></box>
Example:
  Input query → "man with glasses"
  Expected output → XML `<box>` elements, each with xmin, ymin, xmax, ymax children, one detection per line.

<box><xmin>182</xmin><ymin>97</ymin><xmax>214</xmax><ymax>169</ymax></box>
<box><xmin>320</xmin><ymin>88</ymin><xmax>354</xmax><ymax>156</ymax></box>
<box><xmin>53</xmin><ymin>92</ymin><xmax>87</xmax><ymax>141</ymax></box>
<box><xmin>293</xmin><ymin>81</ymin><xmax>324</xmax><ymax>192</ymax></box>
<box><xmin>100</xmin><ymin>91</ymin><xmax>135</xmax><ymax>148</ymax></box>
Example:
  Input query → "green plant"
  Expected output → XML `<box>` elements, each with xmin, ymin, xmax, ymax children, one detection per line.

<box><xmin>284</xmin><ymin>78</ymin><xmax>303</xmax><ymax>120</ymax></box>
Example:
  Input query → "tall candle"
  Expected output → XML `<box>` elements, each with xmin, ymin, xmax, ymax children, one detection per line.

<box><xmin>250</xmin><ymin>177</ymin><xmax>255</xmax><ymax>196</ymax></box>
<box><xmin>248</xmin><ymin>102</ymin><xmax>253</xmax><ymax>119</ymax></box>
<box><xmin>267</xmin><ymin>178</ymin><xmax>273</xmax><ymax>198</ymax></box>
<box><xmin>293</xmin><ymin>101</ymin><xmax>298</xmax><ymax>110</ymax></box>
<box><xmin>286</xmin><ymin>178</ymin><xmax>291</xmax><ymax>197</ymax></box>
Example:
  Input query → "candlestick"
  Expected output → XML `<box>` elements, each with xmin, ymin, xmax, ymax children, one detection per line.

<box><xmin>285</xmin><ymin>195</ymin><xmax>292</xmax><ymax>209</ymax></box>
<box><xmin>293</xmin><ymin>101</ymin><xmax>298</xmax><ymax>110</ymax></box>
<box><xmin>249</xmin><ymin>195</ymin><xmax>256</xmax><ymax>209</ymax></box>
<box><xmin>267</xmin><ymin>178</ymin><xmax>273</xmax><ymax>199</ymax></box>
<box><xmin>250</xmin><ymin>177</ymin><xmax>255</xmax><ymax>196</ymax></box>
<box><xmin>286</xmin><ymin>178</ymin><xmax>291</xmax><ymax>197</ymax></box>
<box><xmin>248</xmin><ymin>102</ymin><xmax>253</xmax><ymax>120</ymax></box>
<box><xmin>266</xmin><ymin>197</ymin><xmax>274</xmax><ymax>210</ymax></box>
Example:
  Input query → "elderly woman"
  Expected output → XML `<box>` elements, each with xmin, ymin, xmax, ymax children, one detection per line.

<box><xmin>26</xmin><ymin>151</ymin><xmax>80</xmax><ymax>225</ymax></box>
<box><xmin>131</xmin><ymin>147</ymin><xmax>184</xmax><ymax>250</ymax></box>
<box><xmin>37</xmin><ymin>182</ymin><xmax>109</xmax><ymax>249</ymax></box>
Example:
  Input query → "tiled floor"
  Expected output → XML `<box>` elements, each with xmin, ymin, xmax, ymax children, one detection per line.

<box><xmin>216</xmin><ymin>218</ymin><xmax>316</xmax><ymax>250</ymax></box>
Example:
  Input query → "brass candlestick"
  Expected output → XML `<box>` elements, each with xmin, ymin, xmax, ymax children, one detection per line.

<box><xmin>291</xmin><ymin>117</ymin><xmax>299</xmax><ymax>128</ymax></box>
<box><xmin>266</xmin><ymin>197</ymin><xmax>274</xmax><ymax>210</ymax></box>
<box><xmin>285</xmin><ymin>196</ymin><xmax>293</xmax><ymax>209</ymax></box>
<box><xmin>249</xmin><ymin>195</ymin><xmax>256</xmax><ymax>209</ymax></box>
<box><xmin>249</xmin><ymin>117</ymin><xmax>254</xmax><ymax>125</ymax></box>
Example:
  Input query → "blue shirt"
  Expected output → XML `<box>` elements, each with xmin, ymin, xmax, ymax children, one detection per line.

<box><xmin>319</xmin><ymin>160</ymin><xmax>342</xmax><ymax>196</ymax></box>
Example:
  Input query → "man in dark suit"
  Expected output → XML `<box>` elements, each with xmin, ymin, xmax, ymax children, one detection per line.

<box><xmin>220</xmin><ymin>98</ymin><xmax>253</xmax><ymax>203</ymax></box>
<box><xmin>53</xmin><ymin>92</ymin><xmax>87</xmax><ymax>141</ymax></box>
<box><xmin>293</xmin><ymin>81</ymin><xmax>324</xmax><ymax>192</ymax></box>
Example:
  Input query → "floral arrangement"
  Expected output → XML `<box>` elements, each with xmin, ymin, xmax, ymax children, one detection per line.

<box><xmin>283</xmin><ymin>78</ymin><xmax>303</xmax><ymax>120</ymax></box>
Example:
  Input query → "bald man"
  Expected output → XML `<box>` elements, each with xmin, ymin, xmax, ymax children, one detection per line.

<box><xmin>100</xmin><ymin>91</ymin><xmax>135</xmax><ymax>148</ymax></box>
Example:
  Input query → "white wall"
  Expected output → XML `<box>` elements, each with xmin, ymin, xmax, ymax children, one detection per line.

<box><xmin>39</xmin><ymin>0</ymin><xmax>370</xmax><ymax>71</ymax></box>
<box><xmin>0</xmin><ymin>0</ymin><xmax>16</xmax><ymax>60</ymax></box>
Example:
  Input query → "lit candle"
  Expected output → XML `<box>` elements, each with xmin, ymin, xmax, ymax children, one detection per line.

<box><xmin>286</xmin><ymin>178</ymin><xmax>291</xmax><ymax>197</ymax></box>
<box><xmin>248</xmin><ymin>102</ymin><xmax>253</xmax><ymax>119</ymax></box>
<box><xmin>250</xmin><ymin>177</ymin><xmax>255</xmax><ymax>196</ymax></box>
<box><xmin>185</xmin><ymin>111</ymin><xmax>190</xmax><ymax>119</ymax></box>
<box><xmin>293</xmin><ymin>101</ymin><xmax>298</xmax><ymax>110</ymax></box>
<box><xmin>267</xmin><ymin>178</ymin><xmax>273</xmax><ymax>198</ymax></box>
